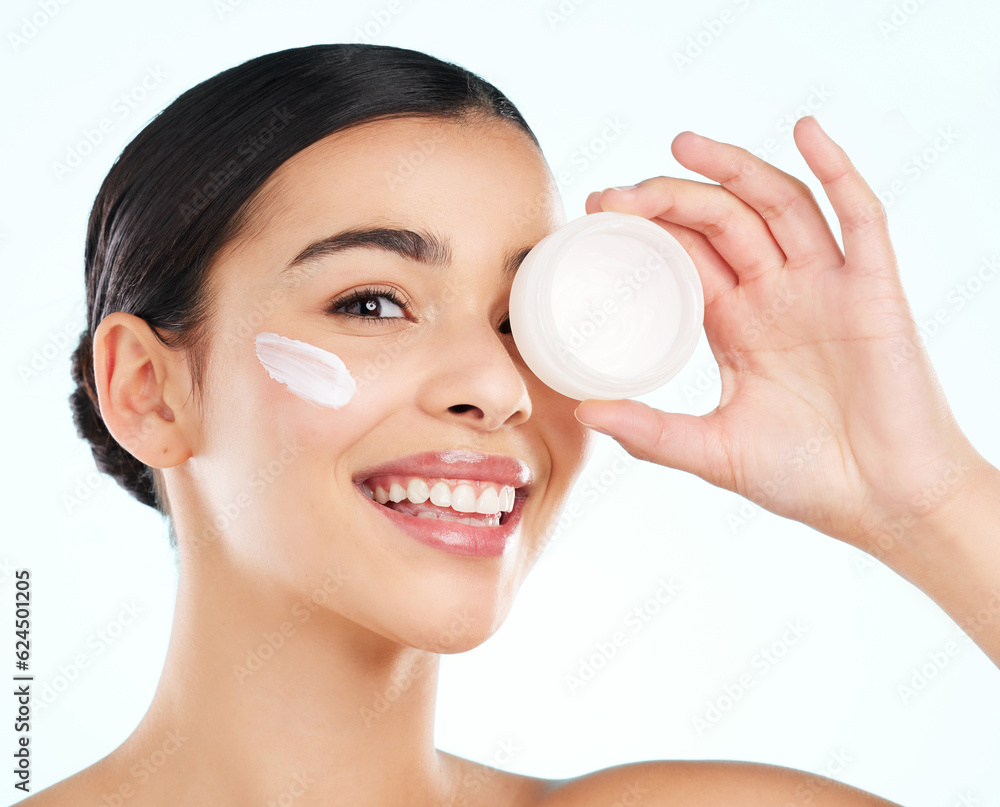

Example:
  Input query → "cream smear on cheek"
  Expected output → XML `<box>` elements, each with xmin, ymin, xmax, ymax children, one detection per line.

<box><xmin>254</xmin><ymin>332</ymin><xmax>356</xmax><ymax>409</ymax></box>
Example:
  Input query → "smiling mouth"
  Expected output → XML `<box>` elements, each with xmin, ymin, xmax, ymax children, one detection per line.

<box><xmin>359</xmin><ymin>476</ymin><xmax>519</xmax><ymax>528</ymax></box>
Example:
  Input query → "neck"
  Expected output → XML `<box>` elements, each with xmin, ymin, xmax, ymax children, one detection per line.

<box><xmin>114</xmin><ymin>546</ymin><xmax>456</xmax><ymax>806</ymax></box>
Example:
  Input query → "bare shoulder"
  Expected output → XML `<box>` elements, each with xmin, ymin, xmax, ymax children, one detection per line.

<box><xmin>532</xmin><ymin>759</ymin><xmax>905</xmax><ymax>807</ymax></box>
<box><xmin>15</xmin><ymin>752</ymin><xmax>905</xmax><ymax>807</ymax></box>
<box><xmin>9</xmin><ymin>750</ymin><xmax>145</xmax><ymax>807</ymax></box>
<box><xmin>440</xmin><ymin>749</ymin><xmax>557</xmax><ymax>807</ymax></box>
<box><xmin>10</xmin><ymin>765</ymin><xmax>110</xmax><ymax>807</ymax></box>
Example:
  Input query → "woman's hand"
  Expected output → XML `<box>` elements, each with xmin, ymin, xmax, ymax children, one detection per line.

<box><xmin>574</xmin><ymin>116</ymin><xmax>991</xmax><ymax>555</ymax></box>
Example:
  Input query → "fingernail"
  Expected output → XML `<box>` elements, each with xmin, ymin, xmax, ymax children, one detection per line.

<box><xmin>609</xmin><ymin>184</ymin><xmax>637</xmax><ymax>192</ymax></box>
<box><xmin>801</xmin><ymin>115</ymin><xmax>824</xmax><ymax>133</ymax></box>
<box><xmin>574</xmin><ymin>410</ymin><xmax>612</xmax><ymax>435</ymax></box>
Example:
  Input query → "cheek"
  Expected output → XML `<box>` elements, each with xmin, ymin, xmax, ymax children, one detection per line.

<box><xmin>245</xmin><ymin>330</ymin><xmax>412</xmax><ymax>451</ymax></box>
<box><xmin>248</xmin><ymin>333</ymin><xmax>367</xmax><ymax>455</ymax></box>
<box><xmin>255</xmin><ymin>332</ymin><xmax>356</xmax><ymax>409</ymax></box>
<box><xmin>202</xmin><ymin>332</ymin><xmax>364</xmax><ymax>474</ymax></box>
<box><xmin>532</xmin><ymin>382</ymin><xmax>594</xmax><ymax>471</ymax></box>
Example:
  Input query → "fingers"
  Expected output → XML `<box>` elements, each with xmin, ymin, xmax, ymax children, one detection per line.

<box><xmin>599</xmin><ymin>177</ymin><xmax>787</xmax><ymax>286</ymax></box>
<box><xmin>588</xmin><ymin>187</ymin><xmax>739</xmax><ymax>308</ymax></box>
<box><xmin>636</xmin><ymin>217</ymin><xmax>737</xmax><ymax>310</ymax></box>
<box><xmin>791</xmin><ymin>116</ymin><xmax>898</xmax><ymax>276</ymax></box>
<box><xmin>589</xmin><ymin>117</ymin><xmax>889</xmax><ymax>290</ymax></box>
<box><xmin>668</xmin><ymin>129</ymin><xmax>845</xmax><ymax>270</ymax></box>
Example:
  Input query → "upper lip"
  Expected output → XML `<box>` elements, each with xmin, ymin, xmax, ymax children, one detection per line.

<box><xmin>354</xmin><ymin>450</ymin><xmax>534</xmax><ymax>490</ymax></box>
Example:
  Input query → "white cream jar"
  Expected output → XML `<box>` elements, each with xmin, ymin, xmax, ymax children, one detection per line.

<box><xmin>509</xmin><ymin>212</ymin><xmax>704</xmax><ymax>400</ymax></box>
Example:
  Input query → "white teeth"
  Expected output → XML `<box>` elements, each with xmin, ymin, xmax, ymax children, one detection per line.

<box><xmin>364</xmin><ymin>477</ymin><xmax>518</xmax><ymax>517</ymax></box>
<box><xmin>476</xmin><ymin>487</ymin><xmax>500</xmax><ymax>515</ymax></box>
<box><xmin>406</xmin><ymin>478</ymin><xmax>430</xmax><ymax>504</ymax></box>
<box><xmin>452</xmin><ymin>484</ymin><xmax>478</xmax><ymax>513</ymax></box>
<box><xmin>412</xmin><ymin>509</ymin><xmax>499</xmax><ymax>526</ymax></box>
<box><xmin>429</xmin><ymin>481</ymin><xmax>452</xmax><ymax>508</ymax></box>
<box><xmin>463</xmin><ymin>514</ymin><xmax>499</xmax><ymax>526</ymax></box>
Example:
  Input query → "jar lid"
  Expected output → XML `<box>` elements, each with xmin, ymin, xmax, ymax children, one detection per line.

<box><xmin>509</xmin><ymin>211</ymin><xmax>704</xmax><ymax>400</ymax></box>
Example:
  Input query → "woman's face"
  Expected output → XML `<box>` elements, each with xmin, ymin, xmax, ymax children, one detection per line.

<box><xmin>180</xmin><ymin>116</ymin><xmax>596</xmax><ymax>652</ymax></box>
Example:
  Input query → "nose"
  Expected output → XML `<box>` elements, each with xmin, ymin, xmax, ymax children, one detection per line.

<box><xmin>418</xmin><ymin>310</ymin><xmax>532</xmax><ymax>430</ymax></box>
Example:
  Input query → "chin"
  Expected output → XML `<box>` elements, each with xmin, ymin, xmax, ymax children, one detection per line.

<box><xmin>386</xmin><ymin>579</ymin><xmax>517</xmax><ymax>655</ymax></box>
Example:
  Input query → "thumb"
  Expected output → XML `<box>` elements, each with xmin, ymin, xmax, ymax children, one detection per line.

<box><xmin>574</xmin><ymin>398</ymin><xmax>718</xmax><ymax>478</ymax></box>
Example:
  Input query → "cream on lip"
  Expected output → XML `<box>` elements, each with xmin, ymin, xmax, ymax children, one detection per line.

<box><xmin>254</xmin><ymin>331</ymin><xmax>356</xmax><ymax>409</ymax></box>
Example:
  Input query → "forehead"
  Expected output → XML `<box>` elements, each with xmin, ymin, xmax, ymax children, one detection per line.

<box><xmin>252</xmin><ymin>116</ymin><xmax>562</xmax><ymax>240</ymax></box>
<box><xmin>210</xmin><ymin>116</ymin><xmax>565</xmax><ymax>295</ymax></box>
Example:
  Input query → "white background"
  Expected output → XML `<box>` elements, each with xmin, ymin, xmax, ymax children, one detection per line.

<box><xmin>2</xmin><ymin>0</ymin><xmax>999</xmax><ymax>805</ymax></box>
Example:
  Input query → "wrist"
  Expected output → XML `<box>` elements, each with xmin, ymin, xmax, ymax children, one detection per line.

<box><xmin>876</xmin><ymin>451</ymin><xmax>997</xmax><ymax>572</ymax></box>
<box><xmin>858</xmin><ymin>439</ymin><xmax>993</xmax><ymax>561</ymax></box>
<box><xmin>867</xmin><ymin>454</ymin><xmax>1000</xmax><ymax>660</ymax></box>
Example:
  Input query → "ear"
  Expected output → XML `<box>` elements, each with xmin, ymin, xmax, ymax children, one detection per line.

<box><xmin>92</xmin><ymin>312</ymin><xmax>195</xmax><ymax>469</ymax></box>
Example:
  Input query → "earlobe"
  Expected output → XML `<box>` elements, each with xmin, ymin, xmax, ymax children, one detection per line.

<box><xmin>92</xmin><ymin>312</ymin><xmax>194</xmax><ymax>469</ymax></box>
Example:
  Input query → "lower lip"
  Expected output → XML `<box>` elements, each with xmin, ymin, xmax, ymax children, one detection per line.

<box><xmin>354</xmin><ymin>483</ymin><xmax>525</xmax><ymax>557</ymax></box>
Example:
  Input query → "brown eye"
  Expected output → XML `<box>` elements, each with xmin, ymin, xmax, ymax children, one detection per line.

<box><xmin>339</xmin><ymin>294</ymin><xmax>405</xmax><ymax>319</ymax></box>
<box><xmin>328</xmin><ymin>286</ymin><xmax>410</xmax><ymax>323</ymax></box>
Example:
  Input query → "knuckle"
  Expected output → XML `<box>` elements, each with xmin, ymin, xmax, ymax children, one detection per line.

<box><xmin>642</xmin><ymin>175</ymin><xmax>672</xmax><ymax>190</ymax></box>
<box><xmin>847</xmin><ymin>199</ymin><xmax>887</xmax><ymax>231</ymax></box>
<box><xmin>759</xmin><ymin>193</ymin><xmax>797</xmax><ymax>223</ymax></box>
<box><xmin>760</xmin><ymin>178</ymin><xmax>814</xmax><ymax>221</ymax></box>
<box><xmin>702</xmin><ymin>208</ymin><xmax>733</xmax><ymax>240</ymax></box>
<box><xmin>790</xmin><ymin>176</ymin><xmax>814</xmax><ymax>198</ymax></box>
<box><xmin>636</xmin><ymin>175</ymin><xmax>675</xmax><ymax>202</ymax></box>
<box><xmin>722</xmin><ymin>154</ymin><xmax>759</xmax><ymax>185</ymax></box>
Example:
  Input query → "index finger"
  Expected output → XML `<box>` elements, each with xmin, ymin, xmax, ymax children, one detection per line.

<box><xmin>670</xmin><ymin>126</ymin><xmax>846</xmax><ymax>271</ymax></box>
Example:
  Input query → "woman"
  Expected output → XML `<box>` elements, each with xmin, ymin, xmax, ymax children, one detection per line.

<box><xmin>29</xmin><ymin>43</ymin><xmax>998</xmax><ymax>805</ymax></box>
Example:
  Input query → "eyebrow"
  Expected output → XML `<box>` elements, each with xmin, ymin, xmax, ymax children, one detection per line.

<box><xmin>280</xmin><ymin>226</ymin><xmax>534</xmax><ymax>281</ymax></box>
